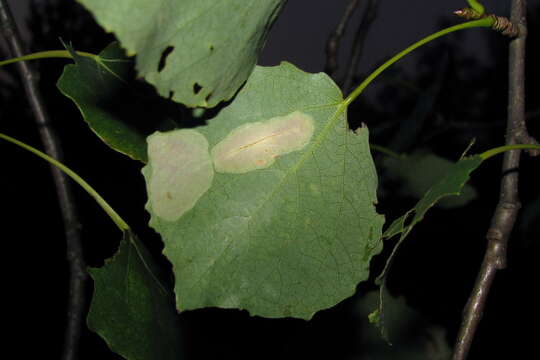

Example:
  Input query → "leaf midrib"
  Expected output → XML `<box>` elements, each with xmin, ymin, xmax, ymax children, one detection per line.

<box><xmin>190</xmin><ymin>102</ymin><xmax>350</xmax><ymax>297</ymax></box>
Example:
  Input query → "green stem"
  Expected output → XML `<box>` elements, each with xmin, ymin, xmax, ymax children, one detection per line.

<box><xmin>343</xmin><ymin>18</ymin><xmax>494</xmax><ymax>107</ymax></box>
<box><xmin>0</xmin><ymin>132</ymin><xmax>130</xmax><ymax>231</ymax></box>
<box><xmin>0</xmin><ymin>50</ymin><xmax>96</xmax><ymax>67</ymax></box>
<box><xmin>480</xmin><ymin>144</ymin><xmax>540</xmax><ymax>160</ymax></box>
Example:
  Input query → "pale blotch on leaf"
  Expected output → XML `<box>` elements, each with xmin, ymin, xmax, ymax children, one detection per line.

<box><xmin>147</xmin><ymin>129</ymin><xmax>214</xmax><ymax>221</ymax></box>
<box><xmin>211</xmin><ymin>111</ymin><xmax>315</xmax><ymax>174</ymax></box>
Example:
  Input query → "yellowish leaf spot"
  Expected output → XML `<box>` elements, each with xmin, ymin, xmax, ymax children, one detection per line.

<box><xmin>147</xmin><ymin>129</ymin><xmax>214</xmax><ymax>221</ymax></box>
<box><xmin>211</xmin><ymin>111</ymin><xmax>315</xmax><ymax>173</ymax></box>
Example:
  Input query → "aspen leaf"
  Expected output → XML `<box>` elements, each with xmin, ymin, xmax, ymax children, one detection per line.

<box><xmin>374</xmin><ymin>155</ymin><xmax>484</xmax><ymax>338</ymax></box>
<box><xmin>381</xmin><ymin>150</ymin><xmax>477</xmax><ymax>208</ymax></box>
<box><xmin>88</xmin><ymin>231</ymin><xmax>184</xmax><ymax>360</ymax></box>
<box><xmin>77</xmin><ymin>0</ymin><xmax>286</xmax><ymax>107</ymax></box>
<box><xmin>143</xmin><ymin>62</ymin><xmax>385</xmax><ymax>319</ymax></box>
<box><xmin>57</xmin><ymin>42</ymin><xmax>149</xmax><ymax>162</ymax></box>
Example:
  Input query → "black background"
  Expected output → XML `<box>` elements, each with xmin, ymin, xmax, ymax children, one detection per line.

<box><xmin>1</xmin><ymin>1</ymin><xmax>538</xmax><ymax>359</ymax></box>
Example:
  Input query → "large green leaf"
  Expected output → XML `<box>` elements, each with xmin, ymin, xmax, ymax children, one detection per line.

<box><xmin>88</xmin><ymin>231</ymin><xmax>184</xmax><ymax>360</ymax></box>
<box><xmin>77</xmin><ymin>0</ymin><xmax>286</xmax><ymax>108</ymax></box>
<box><xmin>142</xmin><ymin>62</ymin><xmax>385</xmax><ymax>319</ymax></box>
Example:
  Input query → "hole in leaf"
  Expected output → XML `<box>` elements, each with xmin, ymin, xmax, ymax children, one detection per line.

<box><xmin>205</xmin><ymin>92</ymin><xmax>213</xmax><ymax>103</ymax></box>
<box><xmin>168</xmin><ymin>91</ymin><xmax>174</xmax><ymax>99</ymax></box>
<box><xmin>158</xmin><ymin>46</ymin><xmax>174</xmax><ymax>72</ymax></box>
<box><xmin>193</xmin><ymin>83</ymin><xmax>202</xmax><ymax>95</ymax></box>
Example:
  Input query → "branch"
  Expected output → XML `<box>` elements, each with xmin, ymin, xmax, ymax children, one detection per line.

<box><xmin>342</xmin><ymin>0</ymin><xmax>379</xmax><ymax>93</ymax></box>
<box><xmin>0</xmin><ymin>2</ymin><xmax>86</xmax><ymax>360</ymax></box>
<box><xmin>452</xmin><ymin>1</ymin><xmax>528</xmax><ymax>359</ymax></box>
<box><xmin>324</xmin><ymin>0</ymin><xmax>361</xmax><ymax>77</ymax></box>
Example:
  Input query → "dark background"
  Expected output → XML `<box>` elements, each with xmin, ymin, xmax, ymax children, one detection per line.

<box><xmin>1</xmin><ymin>0</ymin><xmax>539</xmax><ymax>359</ymax></box>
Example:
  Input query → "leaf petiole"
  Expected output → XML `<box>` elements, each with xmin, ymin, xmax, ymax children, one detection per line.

<box><xmin>0</xmin><ymin>132</ymin><xmax>130</xmax><ymax>232</ymax></box>
<box><xmin>480</xmin><ymin>144</ymin><xmax>540</xmax><ymax>160</ymax></box>
<box><xmin>343</xmin><ymin>18</ymin><xmax>494</xmax><ymax>107</ymax></box>
<box><xmin>0</xmin><ymin>50</ymin><xmax>97</xmax><ymax>67</ymax></box>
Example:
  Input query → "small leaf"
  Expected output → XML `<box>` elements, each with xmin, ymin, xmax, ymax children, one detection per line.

<box><xmin>88</xmin><ymin>231</ymin><xmax>184</xmax><ymax>360</ymax></box>
<box><xmin>382</xmin><ymin>155</ymin><xmax>483</xmax><ymax>244</ymax></box>
<box><xmin>394</xmin><ymin>155</ymin><xmax>483</xmax><ymax>234</ymax></box>
<box><xmin>375</xmin><ymin>155</ymin><xmax>484</xmax><ymax>336</ymax></box>
<box><xmin>57</xmin><ymin>42</ymin><xmax>149</xmax><ymax>161</ymax></box>
<box><xmin>142</xmin><ymin>62</ymin><xmax>385</xmax><ymax>319</ymax></box>
<box><xmin>77</xmin><ymin>0</ymin><xmax>286</xmax><ymax>107</ymax></box>
<box><xmin>381</xmin><ymin>150</ymin><xmax>478</xmax><ymax>208</ymax></box>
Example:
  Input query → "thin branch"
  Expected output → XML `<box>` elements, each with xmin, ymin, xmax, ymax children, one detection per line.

<box><xmin>0</xmin><ymin>2</ymin><xmax>86</xmax><ymax>360</ymax></box>
<box><xmin>342</xmin><ymin>0</ymin><xmax>379</xmax><ymax>94</ymax></box>
<box><xmin>324</xmin><ymin>0</ymin><xmax>361</xmax><ymax>77</ymax></box>
<box><xmin>515</xmin><ymin>124</ymin><xmax>540</xmax><ymax>156</ymax></box>
<box><xmin>452</xmin><ymin>1</ymin><xmax>528</xmax><ymax>359</ymax></box>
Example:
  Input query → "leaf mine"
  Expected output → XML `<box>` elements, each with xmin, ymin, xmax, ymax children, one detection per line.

<box><xmin>211</xmin><ymin>111</ymin><xmax>315</xmax><ymax>173</ymax></box>
<box><xmin>146</xmin><ymin>129</ymin><xmax>214</xmax><ymax>221</ymax></box>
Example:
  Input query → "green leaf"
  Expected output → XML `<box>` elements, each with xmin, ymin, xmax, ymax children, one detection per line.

<box><xmin>381</xmin><ymin>150</ymin><xmax>478</xmax><ymax>209</ymax></box>
<box><xmin>382</xmin><ymin>155</ymin><xmax>483</xmax><ymax>242</ymax></box>
<box><xmin>142</xmin><ymin>62</ymin><xmax>385</xmax><ymax>319</ymax></box>
<box><xmin>88</xmin><ymin>231</ymin><xmax>184</xmax><ymax>360</ymax></box>
<box><xmin>57</xmin><ymin>42</ymin><xmax>149</xmax><ymax>162</ymax></box>
<box><xmin>375</xmin><ymin>155</ymin><xmax>484</xmax><ymax>337</ymax></box>
<box><xmin>77</xmin><ymin>0</ymin><xmax>286</xmax><ymax>108</ymax></box>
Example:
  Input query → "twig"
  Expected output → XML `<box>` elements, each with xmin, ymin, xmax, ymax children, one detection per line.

<box><xmin>0</xmin><ymin>2</ymin><xmax>86</xmax><ymax>360</ymax></box>
<box><xmin>452</xmin><ymin>1</ymin><xmax>528</xmax><ymax>359</ymax></box>
<box><xmin>515</xmin><ymin>125</ymin><xmax>540</xmax><ymax>157</ymax></box>
<box><xmin>342</xmin><ymin>0</ymin><xmax>379</xmax><ymax>93</ymax></box>
<box><xmin>324</xmin><ymin>0</ymin><xmax>361</xmax><ymax>76</ymax></box>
